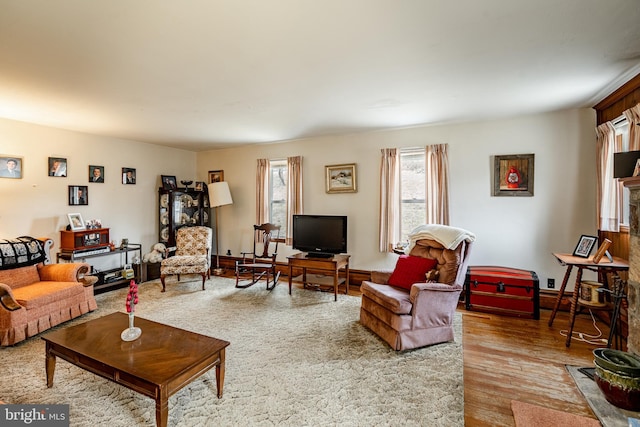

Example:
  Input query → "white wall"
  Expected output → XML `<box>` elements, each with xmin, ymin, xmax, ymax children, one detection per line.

<box><xmin>0</xmin><ymin>108</ymin><xmax>597</xmax><ymax>288</ymax></box>
<box><xmin>197</xmin><ymin>108</ymin><xmax>597</xmax><ymax>287</ymax></box>
<box><xmin>0</xmin><ymin>118</ymin><xmax>196</xmax><ymax>269</ymax></box>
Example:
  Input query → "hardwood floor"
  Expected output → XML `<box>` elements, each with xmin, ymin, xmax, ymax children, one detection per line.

<box><xmin>463</xmin><ymin>307</ymin><xmax>608</xmax><ymax>426</ymax></box>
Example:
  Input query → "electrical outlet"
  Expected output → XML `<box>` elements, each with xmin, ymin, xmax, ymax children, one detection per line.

<box><xmin>547</xmin><ymin>278</ymin><xmax>555</xmax><ymax>289</ymax></box>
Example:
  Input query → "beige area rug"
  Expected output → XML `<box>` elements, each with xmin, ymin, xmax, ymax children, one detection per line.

<box><xmin>511</xmin><ymin>400</ymin><xmax>601</xmax><ymax>427</ymax></box>
<box><xmin>0</xmin><ymin>277</ymin><xmax>463</xmax><ymax>426</ymax></box>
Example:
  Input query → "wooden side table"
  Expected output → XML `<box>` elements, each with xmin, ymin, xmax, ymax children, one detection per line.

<box><xmin>548</xmin><ymin>252</ymin><xmax>628</xmax><ymax>347</ymax></box>
<box><xmin>287</xmin><ymin>253</ymin><xmax>350</xmax><ymax>301</ymax></box>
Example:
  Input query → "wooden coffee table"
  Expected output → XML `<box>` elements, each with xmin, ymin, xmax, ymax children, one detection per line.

<box><xmin>42</xmin><ymin>312</ymin><xmax>230</xmax><ymax>427</ymax></box>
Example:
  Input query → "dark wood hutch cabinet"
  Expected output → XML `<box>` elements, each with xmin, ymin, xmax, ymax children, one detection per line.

<box><xmin>159</xmin><ymin>187</ymin><xmax>211</xmax><ymax>247</ymax></box>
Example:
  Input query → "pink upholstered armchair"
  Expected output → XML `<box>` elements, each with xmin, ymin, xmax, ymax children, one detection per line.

<box><xmin>360</xmin><ymin>226</ymin><xmax>473</xmax><ymax>351</ymax></box>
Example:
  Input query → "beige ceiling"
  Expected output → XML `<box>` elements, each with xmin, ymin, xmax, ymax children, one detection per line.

<box><xmin>1</xmin><ymin>0</ymin><xmax>640</xmax><ymax>151</ymax></box>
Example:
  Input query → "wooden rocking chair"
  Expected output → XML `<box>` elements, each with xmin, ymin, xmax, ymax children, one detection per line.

<box><xmin>235</xmin><ymin>223</ymin><xmax>281</xmax><ymax>290</ymax></box>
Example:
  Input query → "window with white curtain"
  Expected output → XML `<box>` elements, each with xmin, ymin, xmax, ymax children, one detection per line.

<box><xmin>269</xmin><ymin>159</ymin><xmax>287</xmax><ymax>238</ymax></box>
<box><xmin>615</xmin><ymin>118</ymin><xmax>630</xmax><ymax>226</ymax></box>
<box><xmin>399</xmin><ymin>148</ymin><xmax>426</xmax><ymax>242</ymax></box>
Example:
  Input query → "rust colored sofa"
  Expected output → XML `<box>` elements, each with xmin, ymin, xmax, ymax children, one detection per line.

<box><xmin>0</xmin><ymin>237</ymin><xmax>97</xmax><ymax>346</ymax></box>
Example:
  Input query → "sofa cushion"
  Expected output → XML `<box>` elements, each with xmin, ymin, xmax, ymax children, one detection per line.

<box><xmin>0</xmin><ymin>264</ymin><xmax>40</xmax><ymax>289</ymax></box>
<box><xmin>11</xmin><ymin>281</ymin><xmax>84</xmax><ymax>310</ymax></box>
<box><xmin>387</xmin><ymin>255</ymin><xmax>437</xmax><ymax>290</ymax></box>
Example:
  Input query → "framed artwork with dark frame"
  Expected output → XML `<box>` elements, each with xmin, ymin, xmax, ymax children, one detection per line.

<box><xmin>194</xmin><ymin>181</ymin><xmax>206</xmax><ymax>192</ymax></box>
<box><xmin>68</xmin><ymin>185</ymin><xmax>88</xmax><ymax>206</ymax></box>
<box><xmin>88</xmin><ymin>165</ymin><xmax>104</xmax><ymax>183</ymax></box>
<box><xmin>326</xmin><ymin>163</ymin><xmax>357</xmax><ymax>193</ymax></box>
<box><xmin>48</xmin><ymin>157</ymin><xmax>67</xmax><ymax>177</ymax></box>
<box><xmin>208</xmin><ymin>170</ymin><xmax>224</xmax><ymax>183</ymax></box>
<box><xmin>0</xmin><ymin>156</ymin><xmax>23</xmax><ymax>179</ymax></box>
<box><xmin>67</xmin><ymin>213</ymin><xmax>85</xmax><ymax>231</ymax></box>
<box><xmin>122</xmin><ymin>167</ymin><xmax>136</xmax><ymax>184</ymax></box>
<box><xmin>493</xmin><ymin>153</ymin><xmax>534</xmax><ymax>197</ymax></box>
<box><xmin>161</xmin><ymin>175</ymin><xmax>177</xmax><ymax>190</ymax></box>
<box><xmin>573</xmin><ymin>235</ymin><xmax>598</xmax><ymax>258</ymax></box>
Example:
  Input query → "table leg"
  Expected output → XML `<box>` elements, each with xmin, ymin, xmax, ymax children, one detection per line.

<box><xmin>548</xmin><ymin>265</ymin><xmax>573</xmax><ymax>327</ymax></box>
<box><xmin>288</xmin><ymin>263</ymin><xmax>293</xmax><ymax>295</ymax></box>
<box><xmin>565</xmin><ymin>268</ymin><xmax>583</xmax><ymax>347</ymax></box>
<box><xmin>45</xmin><ymin>343</ymin><xmax>56</xmax><ymax>388</ymax></box>
<box><xmin>155</xmin><ymin>389</ymin><xmax>169</xmax><ymax>427</ymax></box>
<box><xmin>333</xmin><ymin>268</ymin><xmax>338</xmax><ymax>301</ymax></box>
<box><xmin>344</xmin><ymin>264</ymin><xmax>350</xmax><ymax>295</ymax></box>
<box><xmin>216</xmin><ymin>348</ymin><xmax>226</xmax><ymax>398</ymax></box>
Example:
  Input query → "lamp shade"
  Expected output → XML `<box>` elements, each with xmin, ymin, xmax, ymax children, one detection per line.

<box><xmin>208</xmin><ymin>181</ymin><xmax>233</xmax><ymax>207</ymax></box>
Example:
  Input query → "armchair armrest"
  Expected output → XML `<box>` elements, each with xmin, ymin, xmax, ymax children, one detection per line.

<box><xmin>0</xmin><ymin>283</ymin><xmax>21</xmax><ymax>311</ymax></box>
<box><xmin>409</xmin><ymin>282</ymin><xmax>462</xmax><ymax>329</ymax></box>
<box><xmin>38</xmin><ymin>263</ymin><xmax>90</xmax><ymax>282</ymax></box>
<box><xmin>370</xmin><ymin>270</ymin><xmax>393</xmax><ymax>284</ymax></box>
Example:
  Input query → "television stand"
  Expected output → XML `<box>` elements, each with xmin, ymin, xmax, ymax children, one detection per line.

<box><xmin>287</xmin><ymin>253</ymin><xmax>350</xmax><ymax>301</ymax></box>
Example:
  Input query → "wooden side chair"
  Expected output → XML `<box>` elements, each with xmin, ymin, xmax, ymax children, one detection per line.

<box><xmin>235</xmin><ymin>223</ymin><xmax>281</xmax><ymax>290</ymax></box>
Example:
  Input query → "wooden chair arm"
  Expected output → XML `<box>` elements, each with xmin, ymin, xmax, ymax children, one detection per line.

<box><xmin>0</xmin><ymin>283</ymin><xmax>21</xmax><ymax>311</ymax></box>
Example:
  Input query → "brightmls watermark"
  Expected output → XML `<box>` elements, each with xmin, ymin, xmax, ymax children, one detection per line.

<box><xmin>1</xmin><ymin>405</ymin><xmax>69</xmax><ymax>426</ymax></box>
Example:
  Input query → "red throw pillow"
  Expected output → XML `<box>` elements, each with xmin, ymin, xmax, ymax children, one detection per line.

<box><xmin>387</xmin><ymin>255</ymin><xmax>438</xmax><ymax>290</ymax></box>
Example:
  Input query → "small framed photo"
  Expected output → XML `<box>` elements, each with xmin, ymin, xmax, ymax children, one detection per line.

<box><xmin>89</xmin><ymin>165</ymin><xmax>104</xmax><ymax>183</ymax></box>
<box><xmin>326</xmin><ymin>163</ymin><xmax>357</xmax><ymax>193</ymax></box>
<box><xmin>161</xmin><ymin>175</ymin><xmax>177</xmax><ymax>190</ymax></box>
<box><xmin>122</xmin><ymin>167</ymin><xmax>136</xmax><ymax>184</ymax></box>
<box><xmin>67</xmin><ymin>213</ymin><xmax>85</xmax><ymax>231</ymax></box>
<box><xmin>493</xmin><ymin>154</ymin><xmax>534</xmax><ymax>197</ymax></box>
<box><xmin>0</xmin><ymin>156</ymin><xmax>23</xmax><ymax>179</ymax></box>
<box><xmin>68</xmin><ymin>185</ymin><xmax>88</xmax><ymax>206</ymax></box>
<box><xmin>208</xmin><ymin>170</ymin><xmax>224</xmax><ymax>183</ymax></box>
<box><xmin>195</xmin><ymin>181</ymin><xmax>205</xmax><ymax>192</ymax></box>
<box><xmin>49</xmin><ymin>157</ymin><xmax>67</xmax><ymax>177</ymax></box>
<box><xmin>573</xmin><ymin>235</ymin><xmax>598</xmax><ymax>258</ymax></box>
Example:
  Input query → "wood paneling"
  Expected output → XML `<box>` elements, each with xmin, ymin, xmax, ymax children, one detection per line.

<box><xmin>594</xmin><ymin>72</ymin><xmax>640</xmax><ymax>125</ymax></box>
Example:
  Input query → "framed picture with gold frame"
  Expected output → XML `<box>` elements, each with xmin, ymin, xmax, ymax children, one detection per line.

<box><xmin>208</xmin><ymin>170</ymin><xmax>224</xmax><ymax>183</ymax></box>
<box><xmin>326</xmin><ymin>163</ymin><xmax>357</xmax><ymax>193</ymax></box>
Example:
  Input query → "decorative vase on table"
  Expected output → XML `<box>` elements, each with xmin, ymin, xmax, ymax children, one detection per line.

<box><xmin>121</xmin><ymin>280</ymin><xmax>142</xmax><ymax>341</ymax></box>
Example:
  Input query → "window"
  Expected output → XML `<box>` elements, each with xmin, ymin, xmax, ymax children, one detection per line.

<box><xmin>615</xmin><ymin>119</ymin><xmax>630</xmax><ymax>226</ymax></box>
<box><xmin>269</xmin><ymin>159</ymin><xmax>287</xmax><ymax>238</ymax></box>
<box><xmin>399</xmin><ymin>148</ymin><xmax>426</xmax><ymax>242</ymax></box>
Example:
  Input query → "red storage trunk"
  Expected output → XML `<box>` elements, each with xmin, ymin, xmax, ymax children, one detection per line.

<box><xmin>465</xmin><ymin>266</ymin><xmax>539</xmax><ymax>319</ymax></box>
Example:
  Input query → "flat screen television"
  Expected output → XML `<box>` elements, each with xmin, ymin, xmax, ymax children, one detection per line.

<box><xmin>292</xmin><ymin>214</ymin><xmax>347</xmax><ymax>258</ymax></box>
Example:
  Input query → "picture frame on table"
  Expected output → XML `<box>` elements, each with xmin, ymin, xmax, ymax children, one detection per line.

<box><xmin>208</xmin><ymin>170</ymin><xmax>224</xmax><ymax>183</ymax></box>
<box><xmin>0</xmin><ymin>156</ymin><xmax>23</xmax><ymax>179</ymax></box>
<box><xmin>67</xmin><ymin>213</ymin><xmax>85</xmax><ymax>231</ymax></box>
<box><xmin>326</xmin><ymin>163</ymin><xmax>357</xmax><ymax>193</ymax></box>
<box><xmin>493</xmin><ymin>153</ymin><xmax>534</xmax><ymax>197</ymax></box>
<box><xmin>68</xmin><ymin>185</ymin><xmax>88</xmax><ymax>206</ymax></box>
<box><xmin>161</xmin><ymin>175</ymin><xmax>177</xmax><ymax>190</ymax></box>
<box><xmin>573</xmin><ymin>235</ymin><xmax>598</xmax><ymax>258</ymax></box>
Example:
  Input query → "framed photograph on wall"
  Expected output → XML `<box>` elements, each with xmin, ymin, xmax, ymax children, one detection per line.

<box><xmin>68</xmin><ymin>185</ymin><xmax>88</xmax><ymax>206</ymax></box>
<box><xmin>573</xmin><ymin>235</ymin><xmax>598</xmax><ymax>258</ymax></box>
<box><xmin>0</xmin><ymin>156</ymin><xmax>23</xmax><ymax>179</ymax></box>
<box><xmin>208</xmin><ymin>170</ymin><xmax>224</xmax><ymax>183</ymax></box>
<box><xmin>67</xmin><ymin>213</ymin><xmax>85</xmax><ymax>231</ymax></box>
<box><xmin>89</xmin><ymin>165</ymin><xmax>104</xmax><ymax>183</ymax></box>
<box><xmin>326</xmin><ymin>163</ymin><xmax>357</xmax><ymax>193</ymax></box>
<box><xmin>492</xmin><ymin>153</ymin><xmax>534</xmax><ymax>197</ymax></box>
<box><xmin>122</xmin><ymin>167</ymin><xmax>136</xmax><ymax>184</ymax></box>
<box><xmin>48</xmin><ymin>157</ymin><xmax>67</xmax><ymax>177</ymax></box>
<box><xmin>161</xmin><ymin>175</ymin><xmax>177</xmax><ymax>189</ymax></box>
